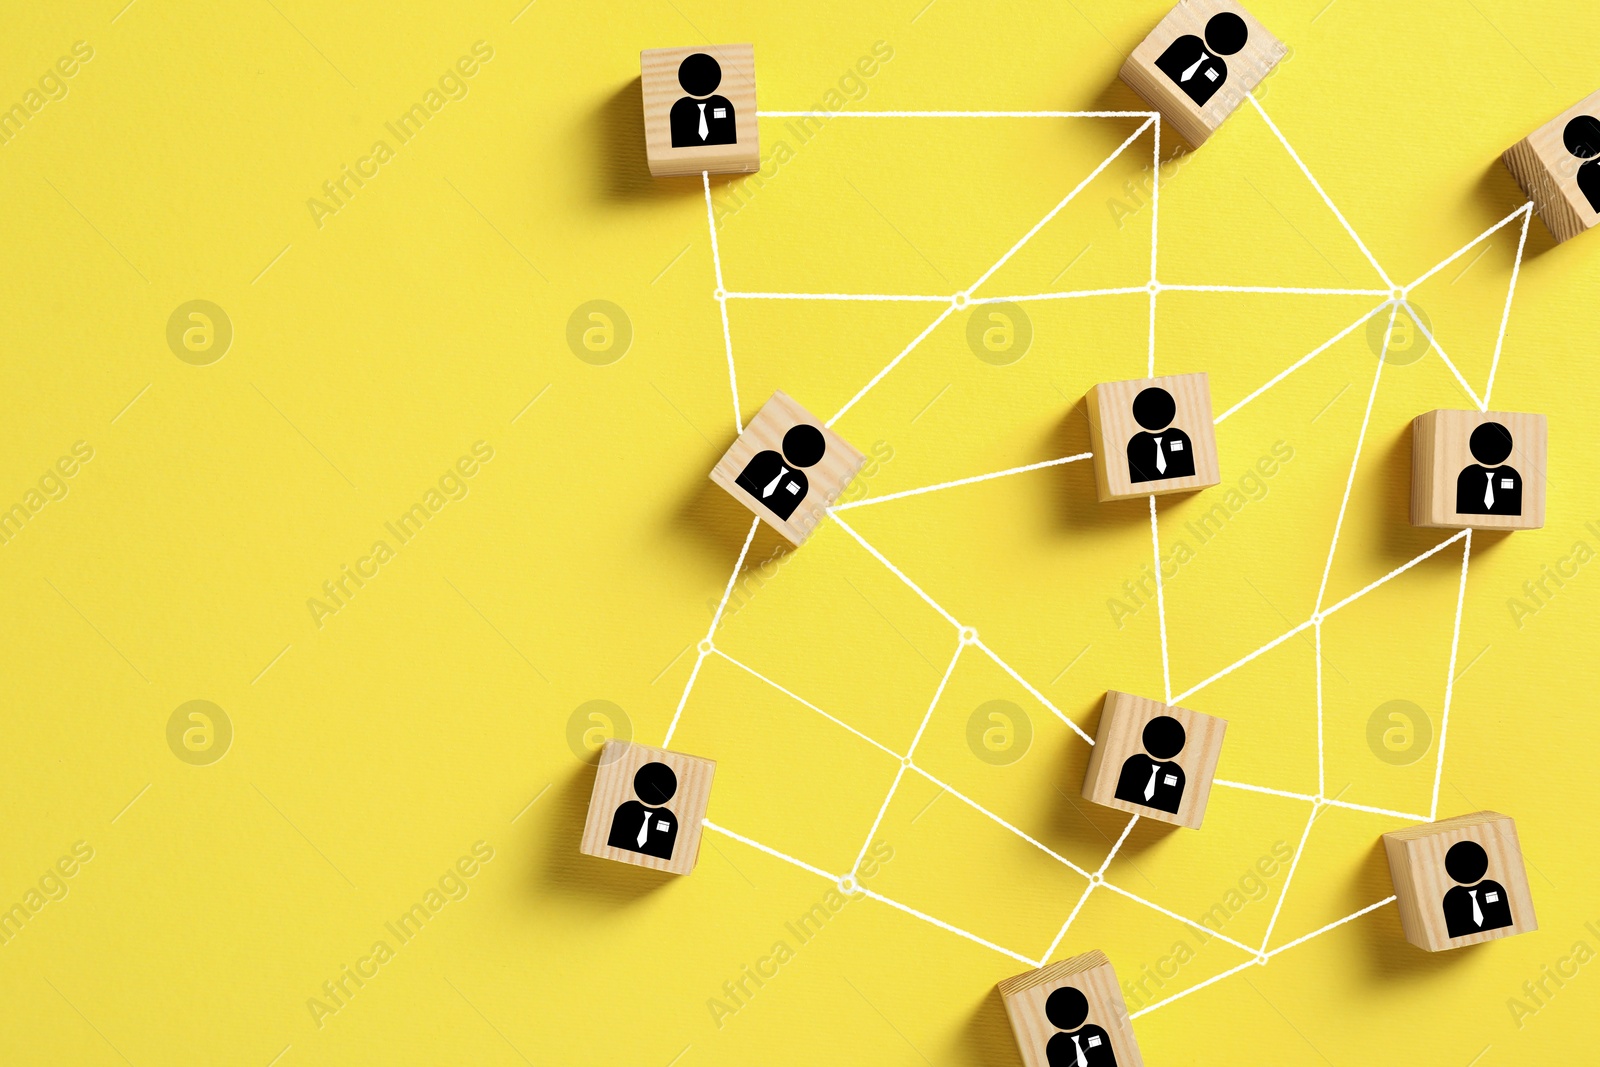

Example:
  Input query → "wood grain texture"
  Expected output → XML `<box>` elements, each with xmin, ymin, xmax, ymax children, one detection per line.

<box><xmin>579</xmin><ymin>740</ymin><xmax>716</xmax><ymax>876</ymax></box>
<box><xmin>1502</xmin><ymin>87</ymin><xmax>1600</xmax><ymax>243</ymax></box>
<box><xmin>1410</xmin><ymin>409</ymin><xmax>1547</xmax><ymax>531</ymax></box>
<box><xmin>1086</xmin><ymin>373</ymin><xmax>1221</xmax><ymax>502</ymax></box>
<box><xmin>710</xmin><ymin>391</ymin><xmax>866</xmax><ymax>545</ymax></box>
<box><xmin>640</xmin><ymin>44</ymin><xmax>759</xmax><ymax>177</ymax></box>
<box><xmin>1082</xmin><ymin>690</ymin><xmax>1227</xmax><ymax>830</ymax></box>
<box><xmin>1119</xmin><ymin>0</ymin><xmax>1286</xmax><ymax>147</ymax></box>
<box><xmin>998</xmin><ymin>951</ymin><xmax>1145</xmax><ymax>1067</ymax></box>
<box><xmin>1383</xmin><ymin>811</ymin><xmax>1537</xmax><ymax>952</ymax></box>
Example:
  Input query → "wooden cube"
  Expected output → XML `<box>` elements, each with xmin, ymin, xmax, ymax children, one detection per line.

<box><xmin>1411</xmin><ymin>409</ymin><xmax>1546</xmax><ymax>531</ymax></box>
<box><xmin>1086</xmin><ymin>373</ymin><xmax>1221</xmax><ymax>502</ymax></box>
<box><xmin>998</xmin><ymin>950</ymin><xmax>1144</xmax><ymax>1067</ymax></box>
<box><xmin>1383</xmin><ymin>811</ymin><xmax>1537</xmax><ymax>952</ymax></box>
<box><xmin>1503</xmin><ymin>88</ymin><xmax>1600</xmax><ymax>243</ymax></box>
<box><xmin>579</xmin><ymin>740</ymin><xmax>716</xmax><ymax>875</ymax></box>
<box><xmin>710</xmin><ymin>391</ymin><xmax>866</xmax><ymax>545</ymax></box>
<box><xmin>1120</xmin><ymin>0</ymin><xmax>1287</xmax><ymax>147</ymax></box>
<box><xmin>640</xmin><ymin>44</ymin><xmax>759</xmax><ymax>178</ymax></box>
<box><xmin>1082</xmin><ymin>691</ymin><xmax>1226</xmax><ymax>830</ymax></box>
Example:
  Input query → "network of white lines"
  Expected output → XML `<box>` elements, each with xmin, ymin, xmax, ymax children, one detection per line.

<box><xmin>660</xmin><ymin>95</ymin><xmax>1533</xmax><ymax>1019</ymax></box>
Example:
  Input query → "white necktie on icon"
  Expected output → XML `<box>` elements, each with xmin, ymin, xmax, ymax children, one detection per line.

<box><xmin>1484</xmin><ymin>472</ymin><xmax>1494</xmax><ymax>510</ymax></box>
<box><xmin>697</xmin><ymin>103</ymin><xmax>709</xmax><ymax>141</ymax></box>
<box><xmin>1153</xmin><ymin>437</ymin><xmax>1166</xmax><ymax>475</ymax></box>
<box><xmin>762</xmin><ymin>467</ymin><xmax>790</xmax><ymax>498</ymax></box>
<box><xmin>637</xmin><ymin>812</ymin><xmax>652</xmax><ymax>848</ymax></box>
<box><xmin>1470</xmin><ymin>889</ymin><xmax>1483</xmax><ymax>927</ymax></box>
<box><xmin>1179</xmin><ymin>52</ymin><xmax>1210</xmax><ymax>82</ymax></box>
<box><xmin>1071</xmin><ymin>1035</ymin><xmax>1088</xmax><ymax>1067</ymax></box>
<box><xmin>1144</xmin><ymin>766</ymin><xmax>1159</xmax><ymax>801</ymax></box>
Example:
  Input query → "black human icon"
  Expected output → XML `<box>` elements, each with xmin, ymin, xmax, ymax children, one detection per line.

<box><xmin>1564</xmin><ymin>115</ymin><xmax>1600</xmax><ymax>213</ymax></box>
<box><xmin>1441</xmin><ymin>840</ymin><xmax>1514</xmax><ymax>938</ymax></box>
<box><xmin>1454</xmin><ymin>422</ymin><xmax>1522</xmax><ymax>517</ymax></box>
<box><xmin>734</xmin><ymin>424</ymin><xmax>826</xmax><ymax>521</ymax></box>
<box><xmin>669</xmin><ymin>53</ymin><xmax>737</xmax><ymax>148</ymax></box>
<box><xmin>1114</xmin><ymin>716</ymin><xmax>1187</xmax><ymax>815</ymax></box>
<box><xmin>1154</xmin><ymin>12</ymin><xmax>1249</xmax><ymax>107</ymax></box>
<box><xmin>1043</xmin><ymin>986</ymin><xmax>1118</xmax><ymax>1067</ymax></box>
<box><xmin>606</xmin><ymin>762</ymin><xmax>679</xmax><ymax>860</ymax></box>
<box><xmin>1125</xmin><ymin>387</ymin><xmax>1195</xmax><ymax>483</ymax></box>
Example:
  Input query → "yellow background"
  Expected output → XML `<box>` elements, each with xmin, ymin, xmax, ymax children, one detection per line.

<box><xmin>2</xmin><ymin>0</ymin><xmax>1596</xmax><ymax>1062</ymax></box>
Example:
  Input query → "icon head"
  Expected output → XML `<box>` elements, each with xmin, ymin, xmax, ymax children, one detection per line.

<box><xmin>1563</xmin><ymin>115</ymin><xmax>1600</xmax><ymax>160</ymax></box>
<box><xmin>781</xmin><ymin>424</ymin><xmax>827</xmax><ymax>468</ymax></box>
<box><xmin>1468</xmin><ymin>421</ymin><xmax>1514</xmax><ymax>466</ymax></box>
<box><xmin>1044</xmin><ymin>986</ymin><xmax>1090</xmax><ymax>1030</ymax></box>
<box><xmin>1131</xmin><ymin>386</ymin><xmax>1177</xmax><ymax>431</ymax></box>
<box><xmin>1444</xmin><ymin>840</ymin><xmax>1489</xmax><ymax>885</ymax></box>
<box><xmin>1142</xmin><ymin>715</ymin><xmax>1186</xmax><ymax>760</ymax></box>
<box><xmin>677</xmin><ymin>53</ymin><xmax>723</xmax><ymax>97</ymax></box>
<box><xmin>634</xmin><ymin>761</ymin><xmax>678</xmax><ymax>805</ymax></box>
<box><xmin>1204</xmin><ymin>12</ymin><xmax>1249</xmax><ymax>55</ymax></box>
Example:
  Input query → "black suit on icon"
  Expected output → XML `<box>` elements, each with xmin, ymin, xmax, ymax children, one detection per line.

<box><xmin>670</xmin><ymin>95</ymin><xmax>737</xmax><ymax>147</ymax></box>
<box><xmin>1580</xmin><ymin>159</ymin><xmax>1600</xmax><ymax>213</ymax></box>
<box><xmin>735</xmin><ymin>450</ymin><xmax>809</xmax><ymax>521</ymax></box>
<box><xmin>1126</xmin><ymin>429</ymin><xmax>1195</xmax><ymax>483</ymax></box>
<box><xmin>1443</xmin><ymin>879</ymin><xmax>1513</xmax><ymax>938</ymax></box>
<box><xmin>1046</xmin><ymin>1024</ymin><xmax>1118</xmax><ymax>1066</ymax></box>
<box><xmin>1154</xmin><ymin>35</ymin><xmax>1229</xmax><ymax>106</ymax></box>
<box><xmin>1454</xmin><ymin>464</ymin><xmax>1522</xmax><ymax>516</ymax></box>
<box><xmin>1114</xmin><ymin>755</ymin><xmax>1186</xmax><ymax>814</ymax></box>
<box><xmin>607</xmin><ymin>801</ymin><xmax>678</xmax><ymax>860</ymax></box>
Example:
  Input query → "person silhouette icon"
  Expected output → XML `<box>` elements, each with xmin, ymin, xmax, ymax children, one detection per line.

<box><xmin>1441</xmin><ymin>840</ymin><xmax>1514</xmax><ymax>938</ymax></box>
<box><xmin>1043</xmin><ymin>986</ymin><xmax>1118</xmax><ymax>1067</ymax></box>
<box><xmin>669</xmin><ymin>53</ymin><xmax>738</xmax><ymax>148</ymax></box>
<box><xmin>1114</xmin><ymin>716</ymin><xmax>1187</xmax><ymax>815</ymax></box>
<box><xmin>1454</xmin><ymin>422</ymin><xmax>1522</xmax><ymax>517</ymax></box>
<box><xmin>1125</xmin><ymin>387</ymin><xmax>1195</xmax><ymax>484</ymax></box>
<box><xmin>1564</xmin><ymin>114</ymin><xmax>1600</xmax><ymax>214</ymax></box>
<box><xmin>1154</xmin><ymin>12</ymin><xmax>1249</xmax><ymax>107</ymax></box>
<box><xmin>734</xmin><ymin>424</ymin><xmax>826</xmax><ymax>521</ymax></box>
<box><xmin>606</xmin><ymin>762</ymin><xmax>680</xmax><ymax>860</ymax></box>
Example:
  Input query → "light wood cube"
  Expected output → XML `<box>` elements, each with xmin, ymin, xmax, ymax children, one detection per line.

<box><xmin>579</xmin><ymin>740</ymin><xmax>716</xmax><ymax>876</ymax></box>
<box><xmin>998</xmin><ymin>950</ymin><xmax>1144</xmax><ymax>1067</ymax></box>
<box><xmin>1086</xmin><ymin>373</ymin><xmax>1221</xmax><ymax>502</ymax></box>
<box><xmin>640</xmin><ymin>44</ymin><xmax>759</xmax><ymax>178</ymax></box>
<box><xmin>1120</xmin><ymin>0</ymin><xmax>1287</xmax><ymax>147</ymax></box>
<box><xmin>710</xmin><ymin>391</ymin><xmax>866</xmax><ymax>545</ymax></box>
<box><xmin>1082</xmin><ymin>691</ymin><xmax>1226</xmax><ymax>830</ymax></box>
<box><xmin>1383</xmin><ymin>811</ymin><xmax>1537</xmax><ymax>952</ymax></box>
<box><xmin>1503</xmin><ymin>88</ymin><xmax>1600</xmax><ymax>243</ymax></box>
<box><xmin>1411</xmin><ymin>409</ymin><xmax>1546</xmax><ymax>531</ymax></box>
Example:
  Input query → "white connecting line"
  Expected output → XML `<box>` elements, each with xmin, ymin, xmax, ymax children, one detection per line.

<box><xmin>669</xmin><ymin>92</ymin><xmax>1529</xmax><ymax>1020</ymax></box>
<box><xmin>758</xmin><ymin>110</ymin><xmax>1158</xmax><ymax>119</ymax></box>
<box><xmin>1148</xmin><ymin>115</ymin><xmax>1161</xmax><ymax>377</ymax></box>
<box><xmin>661</xmin><ymin>514</ymin><xmax>758</xmax><ymax>748</ymax></box>
<box><xmin>825</xmin><ymin>116</ymin><xmax>1155</xmax><ymax>428</ymax></box>
<box><xmin>703</xmin><ymin>172</ymin><xmax>742</xmax><ymax>436</ymax></box>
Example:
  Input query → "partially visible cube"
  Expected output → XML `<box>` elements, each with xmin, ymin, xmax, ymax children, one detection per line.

<box><xmin>1411</xmin><ymin>409</ymin><xmax>1546</xmax><ymax>531</ymax></box>
<box><xmin>1082</xmin><ymin>691</ymin><xmax>1227</xmax><ymax>830</ymax></box>
<box><xmin>998</xmin><ymin>950</ymin><xmax>1144</xmax><ymax>1067</ymax></box>
<box><xmin>1383</xmin><ymin>811</ymin><xmax>1537</xmax><ymax>952</ymax></box>
<box><xmin>579</xmin><ymin>740</ymin><xmax>716</xmax><ymax>875</ymax></box>
<box><xmin>710</xmin><ymin>391</ymin><xmax>866</xmax><ymax>545</ymax></box>
<box><xmin>1503</xmin><ymin>88</ymin><xmax>1600</xmax><ymax>243</ymax></box>
<box><xmin>1120</xmin><ymin>0</ymin><xmax>1287</xmax><ymax>147</ymax></box>
<box><xmin>640</xmin><ymin>44</ymin><xmax>760</xmax><ymax>177</ymax></box>
<box><xmin>1086</xmin><ymin>373</ymin><xmax>1221</xmax><ymax>502</ymax></box>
